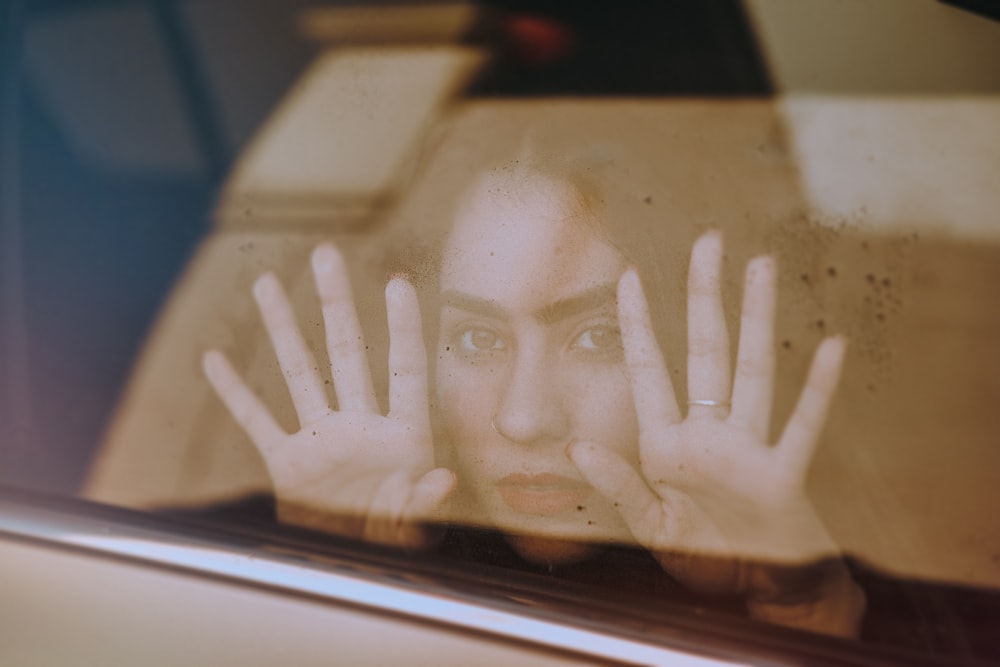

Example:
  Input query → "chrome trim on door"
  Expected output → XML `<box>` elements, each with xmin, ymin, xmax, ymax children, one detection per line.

<box><xmin>0</xmin><ymin>493</ymin><xmax>746</xmax><ymax>667</ymax></box>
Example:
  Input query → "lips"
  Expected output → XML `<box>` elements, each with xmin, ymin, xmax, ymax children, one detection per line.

<box><xmin>496</xmin><ymin>473</ymin><xmax>591</xmax><ymax>516</ymax></box>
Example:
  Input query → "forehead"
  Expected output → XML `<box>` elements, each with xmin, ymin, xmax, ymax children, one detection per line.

<box><xmin>440</xmin><ymin>171</ymin><xmax>625</xmax><ymax>307</ymax></box>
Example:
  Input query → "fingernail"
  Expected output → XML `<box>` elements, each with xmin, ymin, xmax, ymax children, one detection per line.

<box><xmin>387</xmin><ymin>273</ymin><xmax>412</xmax><ymax>291</ymax></box>
<box><xmin>693</xmin><ymin>229</ymin><xmax>724</xmax><ymax>257</ymax></box>
<box><xmin>311</xmin><ymin>244</ymin><xmax>337</xmax><ymax>274</ymax></box>
<box><xmin>821</xmin><ymin>335</ymin><xmax>848</xmax><ymax>361</ymax></box>
<box><xmin>566</xmin><ymin>440</ymin><xmax>594</xmax><ymax>462</ymax></box>
<box><xmin>202</xmin><ymin>350</ymin><xmax>222</xmax><ymax>379</ymax></box>
<box><xmin>746</xmin><ymin>254</ymin><xmax>775</xmax><ymax>281</ymax></box>
<box><xmin>618</xmin><ymin>267</ymin><xmax>641</xmax><ymax>294</ymax></box>
<box><xmin>385</xmin><ymin>275</ymin><xmax>411</xmax><ymax>301</ymax></box>
<box><xmin>565</xmin><ymin>441</ymin><xmax>577</xmax><ymax>459</ymax></box>
<box><xmin>253</xmin><ymin>272</ymin><xmax>279</xmax><ymax>301</ymax></box>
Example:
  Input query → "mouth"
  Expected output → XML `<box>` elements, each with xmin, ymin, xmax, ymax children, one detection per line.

<box><xmin>496</xmin><ymin>473</ymin><xmax>591</xmax><ymax>516</ymax></box>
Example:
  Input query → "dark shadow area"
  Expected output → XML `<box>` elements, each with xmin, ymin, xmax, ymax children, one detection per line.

<box><xmin>941</xmin><ymin>0</ymin><xmax>1000</xmax><ymax>22</ymax></box>
<box><xmin>468</xmin><ymin>0</ymin><xmax>772</xmax><ymax>96</ymax></box>
<box><xmin>153</xmin><ymin>488</ymin><xmax>1000</xmax><ymax>665</ymax></box>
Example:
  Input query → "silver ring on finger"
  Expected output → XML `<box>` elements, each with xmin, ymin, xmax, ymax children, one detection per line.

<box><xmin>687</xmin><ymin>399</ymin><xmax>731</xmax><ymax>408</ymax></box>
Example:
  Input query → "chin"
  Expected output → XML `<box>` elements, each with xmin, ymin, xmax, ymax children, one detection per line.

<box><xmin>505</xmin><ymin>533</ymin><xmax>603</xmax><ymax>566</ymax></box>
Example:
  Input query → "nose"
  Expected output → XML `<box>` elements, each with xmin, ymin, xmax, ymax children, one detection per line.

<box><xmin>492</xmin><ymin>347</ymin><xmax>570</xmax><ymax>447</ymax></box>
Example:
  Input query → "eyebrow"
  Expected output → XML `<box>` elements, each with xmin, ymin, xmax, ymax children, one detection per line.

<box><xmin>440</xmin><ymin>283</ymin><xmax>618</xmax><ymax>325</ymax></box>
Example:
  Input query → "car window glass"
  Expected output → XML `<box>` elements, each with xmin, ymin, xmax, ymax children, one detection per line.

<box><xmin>3</xmin><ymin>2</ymin><xmax>999</xmax><ymax>664</ymax></box>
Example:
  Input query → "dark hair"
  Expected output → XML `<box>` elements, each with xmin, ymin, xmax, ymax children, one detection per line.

<box><xmin>379</xmin><ymin>114</ymin><xmax>828</xmax><ymax>411</ymax></box>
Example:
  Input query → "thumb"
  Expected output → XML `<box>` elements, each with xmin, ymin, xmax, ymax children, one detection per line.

<box><xmin>568</xmin><ymin>442</ymin><xmax>662</xmax><ymax>543</ymax></box>
<box><xmin>401</xmin><ymin>467</ymin><xmax>457</xmax><ymax>526</ymax></box>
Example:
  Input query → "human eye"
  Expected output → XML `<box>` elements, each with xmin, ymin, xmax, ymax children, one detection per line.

<box><xmin>456</xmin><ymin>326</ymin><xmax>507</xmax><ymax>354</ymax></box>
<box><xmin>570</xmin><ymin>323</ymin><xmax>622</xmax><ymax>358</ymax></box>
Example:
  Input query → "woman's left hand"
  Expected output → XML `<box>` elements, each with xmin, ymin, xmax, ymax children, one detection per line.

<box><xmin>568</xmin><ymin>231</ymin><xmax>863</xmax><ymax>633</ymax></box>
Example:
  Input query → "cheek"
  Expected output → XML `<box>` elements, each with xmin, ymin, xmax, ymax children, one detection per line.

<box><xmin>434</xmin><ymin>359</ymin><xmax>514</xmax><ymax>503</ymax></box>
<box><xmin>568</xmin><ymin>367</ymin><xmax>639</xmax><ymax>460</ymax></box>
<box><xmin>434</xmin><ymin>357</ymin><xmax>502</xmax><ymax>449</ymax></box>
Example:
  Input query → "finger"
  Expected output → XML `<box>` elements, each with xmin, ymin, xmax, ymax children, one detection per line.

<box><xmin>568</xmin><ymin>441</ymin><xmax>664</xmax><ymax>545</ymax></box>
<box><xmin>729</xmin><ymin>255</ymin><xmax>777</xmax><ymax>438</ymax></box>
<box><xmin>254</xmin><ymin>272</ymin><xmax>330</xmax><ymax>425</ymax></box>
<box><xmin>617</xmin><ymin>269</ymin><xmax>682</xmax><ymax>430</ymax></box>
<box><xmin>686</xmin><ymin>231</ymin><xmax>731</xmax><ymax>417</ymax></box>
<box><xmin>312</xmin><ymin>244</ymin><xmax>378</xmax><ymax>414</ymax></box>
<box><xmin>400</xmin><ymin>467</ymin><xmax>457</xmax><ymax>526</ymax></box>
<box><xmin>385</xmin><ymin>277</ymin><xmax>430</xmax><ymax>431</ymax></box>
<box><xmin>778</xmin><ymin>336</ymin><xmax>847</xmax><ymax>478</ymax></box>
<box><xmin>364</xmin><ymin>469</ymin><xmax>417</xmax><ymax>545</ymax></box>
<box><xmin>203</xmin><ymin>350</ymin><xmax>285</xmax><ymax>453</ymax></box>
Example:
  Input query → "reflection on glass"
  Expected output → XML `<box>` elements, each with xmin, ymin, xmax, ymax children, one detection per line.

<box><xmin>203</xmin><ymin>156</ymin><xmax>865</xmax><ymax>638</ymax></box>
<box><xmin>75</xmin><ymin>95</ymin><xmax>1000</xmax><ymax>660</ymax></box>
<box><xmin>23</xmin><ymin>2</ymin><xmax>994</xmax><ymax>659</ymax></box>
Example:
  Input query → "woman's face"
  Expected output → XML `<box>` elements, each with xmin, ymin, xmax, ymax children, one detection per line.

<box><xmin>435</xmin><ymin>172</ymin><xmax>638</xmax><ymax>561</ymax></box>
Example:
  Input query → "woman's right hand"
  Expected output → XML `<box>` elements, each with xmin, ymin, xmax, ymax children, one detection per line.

<box><xmin>203</xmin><ymin>244</ymin><xmax>455</xmax><ymax>548</ymax></box>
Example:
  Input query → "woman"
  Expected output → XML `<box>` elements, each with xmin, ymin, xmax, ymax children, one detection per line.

<box><xmin>203</xmin><ymin>160</ymin><xmax>865</xmax><ymax>636</ymax></box>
